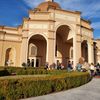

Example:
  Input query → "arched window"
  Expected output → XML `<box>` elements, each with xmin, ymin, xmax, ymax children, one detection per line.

<box><xmin>5</xmin><ymin>48</ymin><xmax>16</xmax><ymax>66</ymax></box>
<box><xmin>29</xmin><ymin>43</ymin><xmax>37</xmax><ymax>57</ymax></box>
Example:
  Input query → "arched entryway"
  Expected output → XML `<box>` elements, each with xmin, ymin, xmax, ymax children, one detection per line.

<box><xmin>5</xmin><ymin>48</ymin><xmax>16</xmax><ymax>66</ymax></box>
<box><xmin>55</xmin><ymin>25</ymin><xmax>73</xmax><ymax>66</ymax></box>
<box><xmin>28</xmin><ymin>34</ymin><xmax>47</xmax><ymax>67</ymax></box>
<box><xmin>81</xmin><ymin>40</ymin><xmax>88</xmax><ymax>62</ymax></box>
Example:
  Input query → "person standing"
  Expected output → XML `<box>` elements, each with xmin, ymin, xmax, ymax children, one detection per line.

<box><xmin>76</xmin><ymin>62</ymin><xmax>82</xmax><ymax>72</ymax></box>
<box><xmin>67</xmin><ymin>61</ymin><xmax>72</xmax><ymax>72</ymax></box>
<box><xmin>90</xmin><ymin>63</ymin><xmax>95</xmax><ymax>76</ymax></box>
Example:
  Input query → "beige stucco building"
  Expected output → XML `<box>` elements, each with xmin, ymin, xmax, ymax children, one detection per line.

<box><xmin>0</xmin><ymin>0</ymin><xmax>98</xmax><ymax>67</ymax></box>
<box><xmin>94</xmin><ymin>39</ymin><xmax>100</xmax><ymax>64</ymax></box>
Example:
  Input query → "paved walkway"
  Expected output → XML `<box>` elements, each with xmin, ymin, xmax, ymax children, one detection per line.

<box><xmin>22</xmin><ymin>78</ymin><xmax>100</xmax><ymax>100</ymax></box>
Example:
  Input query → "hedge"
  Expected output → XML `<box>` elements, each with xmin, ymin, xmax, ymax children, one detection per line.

<box><xmin>0</xmin><ymin>72</ymin><xmax>91</xmax><ymax>100</ymax></box>
<box><xmin>0</xmin><ymin>67</ymin><xmax>67</xmax><ymax>76</ymax></box>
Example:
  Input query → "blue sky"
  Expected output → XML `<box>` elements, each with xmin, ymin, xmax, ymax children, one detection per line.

<box><xmin>0</xmin><ymin>0</ymin><xmax>100</xmax><ymax>39</ymax></box>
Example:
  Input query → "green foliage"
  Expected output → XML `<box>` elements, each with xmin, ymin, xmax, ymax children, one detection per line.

<box><xmin>0</xmin><ymin>68</ymin><xmax>10</xmax><ymax>76</ymax></box>
<box><xmin>0</xmin><ymin>67</ymin><xmax>69</xmax><ymax>76</ymax></box>
<box><xmin>0</xmin><ymin>71</ymin><xmax>91</xmax><ymax>100</ymax></box>
<box><xmin>0</xmin><ymin>67</ymin><xmax>48</xmax><ymax>76</ymax></box>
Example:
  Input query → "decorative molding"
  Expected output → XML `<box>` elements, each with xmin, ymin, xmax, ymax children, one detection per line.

<box><xmin>22</xmin><ymin>37</ymin><xmax>28</xmax><ymax>39</ymax></box>
<box><xmin>48</xmin><ymin>30</ymin><xmax>55</xmax><ymax>32</ymax></box>
<box><xmin>5</xmin><ymin>32</ymin><xmax>22</xmax><ymax>36</ymax></box>
<box><xmin>54</xmin><ymin>8</ymin><xmax>81</xmax><ymax>15</ymax></box>
<box><xmin>77</xmin><ymin>24</ymin><xmax>93</xmax><ymax>31</ymax></box>
<box><xmin>55</xmin><ymin>13</ymin><xmax>76</xmax><ymax>21</ymax></box>
<box><xmin>76</xmin><ymin>41</ymin><xmax>81</xmax><ymax>43</ymax></box>
<box><xmin>76</xmin><ymin>34</ymin><xmax>82</xmax><ymax>36</ymax></box>
<box><xmin>22</xmin><ymin>29</ymin><xmax>29</xmax><ymax>32</ymax></box>
<box><xmin>48</xmin><ymin>38</ymin><xmax>55</xmax><ymax>40</ymax></box>
<box><xmin>29</xmin><ymin>24</ymin><xmax>48</xmax><ymax>29</ymax></box>
<box><xmin>29</xmin><ymin>19</ymin><xmax>55</xmax><ymax>22</ymax></box>
<box><xmin>0</xmin><ymin>39</ymin><xmax>22</xmax><ymax>43</ymax></box>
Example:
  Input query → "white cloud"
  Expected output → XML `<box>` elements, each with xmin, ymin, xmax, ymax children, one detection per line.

<box><xmin>22</xmin><ymin>0</ymin><xmax>100</xmax><ymax>19</ymax></box>
<box><xmin>22</xmin><ymin>0</ymin><xmax>44</xmax><ymax>8</ymax></box>
<box><xmin>22</xmin><ymin>0</ymin><xmax>100</xmax><ymax>32</ymax></box>
<box><xmin>55</xmin><ymin>0</ymin><xmax>100</xmax><ymax>19</ymax></box>
<box><xmin>91</xmin><ymin>22</ymin><xmax>100</xmax><ymax>30</ymax></box>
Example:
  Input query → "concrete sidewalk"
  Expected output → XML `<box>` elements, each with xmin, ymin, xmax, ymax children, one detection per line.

<box><xmin>22</xmin><ymin>78</ymin><xmax>100</xmax><ymax>100</ymax></box>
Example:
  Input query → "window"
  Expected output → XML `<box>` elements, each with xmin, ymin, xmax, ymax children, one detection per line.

<box><xmin>31</xmin><ymin>46</ymin><xmax>36</xmax><ymax>56</ymax></box>
<box><xmin>29</xmin><ymin>43</ymin><xmax>37</xmax><ymax>56</ymax></box>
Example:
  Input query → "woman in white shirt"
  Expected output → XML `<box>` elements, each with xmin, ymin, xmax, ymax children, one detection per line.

<box><xmin>90</xmin><ymin>63</ymin><xmax>95</xmax><ymax>76</ymax></box>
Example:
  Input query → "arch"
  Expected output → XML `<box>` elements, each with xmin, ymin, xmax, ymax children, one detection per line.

<box><xmin>55</xmin><ymin>23</ymin><xmax>74</xmax><ymax>33</ymax></box>
<box><xmin>5</xmin><ymin>47</ymin><xmax>16</xmax><ymax>66</ymax></box>
<box><xmin>55</xmin><ymin>24</ymin><xmax>73</xmax><ymax>66</ymax></box>
<box><xmin>81</xmin><ymin>40</ymin><xmax>88</xmax><ymax>62</ymax></box>
<box><xmin>28</xmin><ymin>33</ymin><xmax>48</xmax><ymax>42</ymax></box>
<box><xmin>28</xmin><ymin>34</ymin><xmax>47</xmax><ymax>67</ymax></box>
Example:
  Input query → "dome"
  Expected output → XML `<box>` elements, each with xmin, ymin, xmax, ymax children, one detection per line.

<box><xmin>37</xmin><ymin>1</ymin><xmax>61</xmax><ymax>11</ymax></box>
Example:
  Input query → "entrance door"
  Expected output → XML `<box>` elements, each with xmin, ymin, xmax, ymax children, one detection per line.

<box><xmin>36</xmin><ymin>59</ymin><xmax>39</xmax><ymax>67</ymax></box>
<box><xmin>29</xmin><ymin>57</ymin><xmax>41</xmax><ymax>67</ymax></box>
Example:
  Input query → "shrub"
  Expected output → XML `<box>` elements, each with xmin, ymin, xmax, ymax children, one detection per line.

<box><xmin>0</xmin><ymin>67</ymin><xmax>68</xmax><ymax>76</ymax></box>
<box><xmin>0</xmin><ymin>72</ymin><xmax>91</xmax><ymax>100</ymax></box>
<box><xmin>0</xmin><ymin>69</ymin><xmax>10</xmax><ymax>76</ymax></box>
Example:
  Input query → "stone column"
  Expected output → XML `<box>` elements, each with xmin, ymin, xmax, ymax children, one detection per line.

<box><xmin>0</xmin><ymin>32</ymin><xmax>6</xmax><ymax>66</ymax></box>
<box><xmin>88</xmin><ymin>42</ymin><xmax>94</xmax><ymax>64</ymax></box>
<box><xmin>20</xmin><ymin>30</ymin><xmax>28</xmax><ymax>66</ymax></box>
<box><xmin>0</xmin><ymin>36</ymin><xmax>4</xmax><ymax>66</ymax></box>
<box><xmin>47</xmin><ymin>38</ymin><xmax>55</xmax><ymax>65</ymax></box>
<box><xmin>46</xmin><ymin>30</ymin><xmax>56</xmax><ymax>65</ymax></box>
<box><xmin>73</xmin><ymin>38</ymin><xmax>81</xmax><ymax>67</ymax></box>
<box><xmin>73</xmin><ymin>28</ymin><xmax>82</xmax><ymax>67</ymax></box>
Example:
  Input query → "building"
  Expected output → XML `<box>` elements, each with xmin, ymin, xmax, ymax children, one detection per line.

<box><xmin>0</xmin><ymin>0</ymin><xmax>97</xmax><ymax>67</ymax></box>
<box><xmin>94</xmin><ymin>39</ymin><xmax>100</xmax><ymax>64</ymax></box>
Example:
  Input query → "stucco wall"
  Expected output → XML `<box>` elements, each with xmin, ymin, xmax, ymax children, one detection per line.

<box><xmin>0</xmin><ymin>41</ymin><xmax>21</xmax><ymax>66</ymax></box>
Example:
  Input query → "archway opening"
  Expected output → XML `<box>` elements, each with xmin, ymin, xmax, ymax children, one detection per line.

<box><xmin>81</xmin><ymin>40</ymin><xmax>88</xmax><ymax>62</ymax></box>
<box><xmin>28</xmin><ymin>34</ymin><xmax>47</xmax><ymax>67</ymax></box>
<box><xmin>56</xmin><ymin>25</ymin><xmax>73</xmax><ymax>66</ymax></box>
<box><xmin>5</xmin><ymin>48</ymin><xmax>16</xmax><ymax>66</ymax></box>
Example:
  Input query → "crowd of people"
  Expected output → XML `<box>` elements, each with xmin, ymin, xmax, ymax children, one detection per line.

<box><xmin>45</xmin><ymin>62</ymin><xmax>65</xmax><ymax>70</ymax></box>
<box><xmin>45</xmin><ymin>60</ymin><xmax>100</xmax><ymax>77</ymax></box>
<box><xmin>76</xmin><ymin>62</ymin><xmax>100</xmax><ymax>76</ymax></box>
<box><xmin>26</xmin><ymin>58</ymin><xmax>100</xmax><ymax>77</ymax></box>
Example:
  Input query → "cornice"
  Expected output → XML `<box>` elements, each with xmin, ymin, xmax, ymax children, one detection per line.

<box><xmin>29</xmin><ymin>19</ymin><xmax>56</xmax><ymax>22</ymax></box>
<box><xmin>0</xmin><ymin>39</ymin><xmax>22</xmax><ymax>43</ymax></box>
<box><xmin>77</xmin><ymin>24</ymin><xmax>94</xmax><ymax>31</ymax></box>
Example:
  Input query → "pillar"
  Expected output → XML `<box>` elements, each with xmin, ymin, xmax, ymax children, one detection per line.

<box><xmin>20</xmin><ymin>30</ymin><xmax>28</xmax><ymax>66</ymax></box>
<box><xmin>73</xmin><ymin>27</ymin><xmax>82</xmax><ymax>67</ymax></box>
<box><xmin>46</xmin><ymin>38</ymin><xmax>55</xmax><ymax>65</ymax></box>
<box><xmin>46</xmin><ymin>29</ymin><xmax>56</xmax><ymax>65</ymax></box>
<box><xmin>88</xmin><ymin>42</ymin><xmax>94</xmax><ymax>64</ymax></box>
<box><xmin>0</xmin><ymin>41</ymin><xmax>4</xmax><ymax>66</ymax></box>
<box><xmin>0</xmin><ymin>32</ymin><xmax>6</xmax><ymax>66</ymax></box>
<box><xmin>73</xmin><ymin>38</ymin><xmax>81</xmax><ymax>67</ymax></box>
